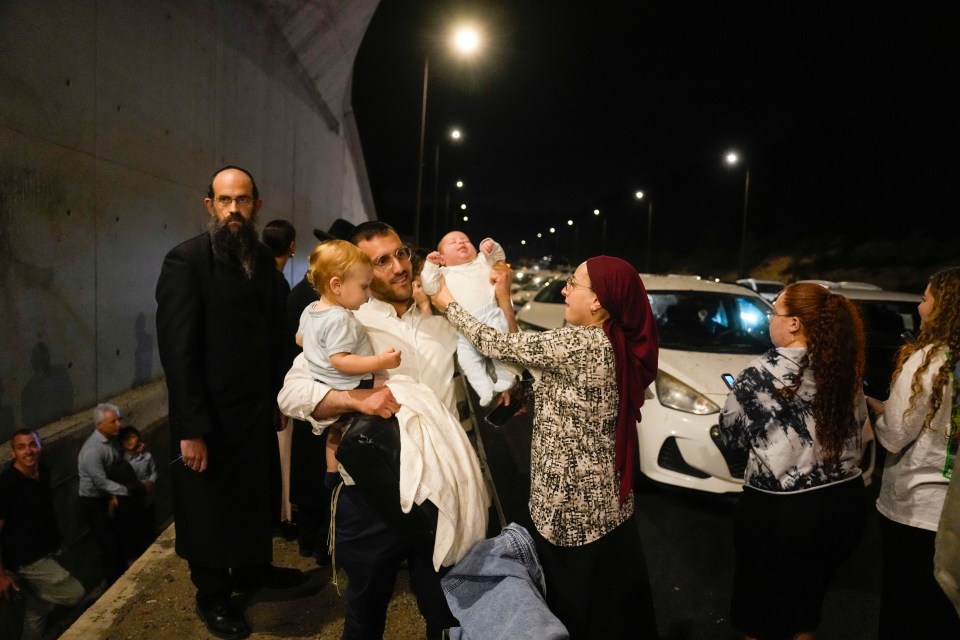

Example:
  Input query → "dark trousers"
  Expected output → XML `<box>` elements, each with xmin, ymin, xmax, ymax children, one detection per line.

<box><xmin>79</xmin><ymin>496</ymin><xmax>126</xmax><ymax>585</ymax></box>
<box><xmin>879</xmin><ymin>516</ymin><xmax>960</xmax><ymax>639</ymax></box>
<box><xmin>530</xmin><ymin>514</ymin><xmax>658</xmax><ymax>640</ymax></box>
<box><xmin>189</xmin><ymin>563</ymin><xmax>234</xmax><ymax>603</ymax></box>
<box><xmin>334</xmin><ymin>482</ymin><xmax>457</xmax><ymax>640</ymax></box>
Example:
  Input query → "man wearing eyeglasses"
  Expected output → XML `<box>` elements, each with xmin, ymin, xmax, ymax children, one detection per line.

<box><xmin>279</xmin><ymin>221</ymin><xmax>515</xmax><ymax>639</ymax></box>
<box><xmin>156</xmin><ymin>166</ymin><xmax>305</xmax><ymax>640</ymax></box>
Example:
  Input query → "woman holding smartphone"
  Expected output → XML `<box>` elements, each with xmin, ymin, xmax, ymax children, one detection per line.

<box><xmin>431</xmin><ymin>256</ymin><xmax>660</xmax><ymax>639</ymax></box>
<box><xmin>718</xmin><ymin>282</ymin><xmax>869</xmax><ymax>640</ymax></box>
<box><xmin>870</xmin><ymin>265</ymin><xmax>960</xmax><ymax>639</ymax></box>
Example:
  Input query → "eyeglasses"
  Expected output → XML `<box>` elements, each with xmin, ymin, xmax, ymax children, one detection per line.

<box><xmin>766</xmin><ymin>311</ymin><xmax>792</xmax><ymax>319</ymax></box>
<box><xmin>214</xmin><ymin>195</ymin><xmax>254</xmax><ymax>207</ymax></box>
<box><xmin>564</xmin><ymin>276</ymin><xmax>593</xmax><ymax>292</ymax></box>
<box><xmin>371</xmin><ymin>246</ymin><xmax>412</xmax><ymax>270</ymax></box>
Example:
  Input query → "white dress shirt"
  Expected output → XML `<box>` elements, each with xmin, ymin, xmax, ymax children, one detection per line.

<box><xmin>277</xmin><ymin>297</ymin><xmax>459</xmax><ymax>428</ymax></box>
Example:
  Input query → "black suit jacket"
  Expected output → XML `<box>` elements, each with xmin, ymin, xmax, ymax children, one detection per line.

<box><xmin>155</xmin><ymin>232</ymin><xmax>285</xmax><ymax>567</ymax></box>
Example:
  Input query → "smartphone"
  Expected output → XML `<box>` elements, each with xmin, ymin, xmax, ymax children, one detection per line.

<box><xmin>721</xmin><ymin>373</ymin><xmax>736</xmax><ymax>390</ymax></box>
<box><xmin>484</xmin><ymin>400</ymin><xmax>524</xmax><ymax>429</ymax></box>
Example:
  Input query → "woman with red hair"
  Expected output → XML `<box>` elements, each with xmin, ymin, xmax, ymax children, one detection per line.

<box><xmin>432</xmin><ymin>256</ymin><xmax>660</xmax><ymax>638</ymax></box>
<box><xmin>719</xmin><ymin>282</ymin><xmax>869</xmax><ymax>640</ymax></box>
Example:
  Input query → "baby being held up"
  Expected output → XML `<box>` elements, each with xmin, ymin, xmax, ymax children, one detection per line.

<box><xmin>296</xmin><ymin>239</ymin><xmax>401</xmax><ymax>392</ymax></box>
<box><xmin>420</xmin><ymin>231</ymin><xmax>517</xmax><ymax>406</ymax></box>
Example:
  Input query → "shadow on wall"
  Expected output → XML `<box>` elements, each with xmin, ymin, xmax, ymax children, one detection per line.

<box><xmin>21</xmin><ymin>341</ymin><xmax>74</xmax><ymax>429</ymax></box>
<box><xmin>133</xmin><ymin>313</ymin><xmax>154</xmax><ymax>388</ymax></box>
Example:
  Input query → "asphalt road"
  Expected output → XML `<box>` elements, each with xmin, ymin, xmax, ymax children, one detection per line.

<box><xmin>476</xmin><ymin>397</ymin><xmax>882</xmax><ymax>640</ymax></box>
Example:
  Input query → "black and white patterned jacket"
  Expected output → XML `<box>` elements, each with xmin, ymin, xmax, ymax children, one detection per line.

<box><xmin>719</xmin><ymin>347</ymin><xmax>866</xmax><ymax>493</ymax></box>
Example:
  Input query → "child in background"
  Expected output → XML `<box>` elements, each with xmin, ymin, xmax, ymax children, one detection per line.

<box><xmin>420</xmin><ymin>231</ymin><xmax>516</xmax><ymax>406</ymax></box>
<box><xmin>410</xmin><ymin>247</ymin><xmax>434</xmax><ymax>315</ymax></box>
<box><xmin>118</xmin><ymin>425</ymin><xmax>156</xmax><ymax>563</ymax></box>
<box><xmin>296</xmin><ymin>239</ymin><xmax>402</xmax><ymax>391</ymax></box>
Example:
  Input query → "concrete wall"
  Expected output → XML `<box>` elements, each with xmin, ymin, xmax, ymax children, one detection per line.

<box><xmin>0</xmin><ymin>0</ymin><xmax>380</xmax><ymax>593</ymax></box>
<box><xmin>0</xmin><ymin>0</ymin><xmax>379</xmax><ymax>441</ymax></box>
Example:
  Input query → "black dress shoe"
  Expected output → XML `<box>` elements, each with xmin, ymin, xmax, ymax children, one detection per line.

<box><xmin>195</xmin><ymin>598</ymin><xmax>250</xmax><ymax>639</ymax></box>
<box><xmin>233</xmin><ymin>564</ymin><xmax>308</xmax><ymax>591</ymax></box>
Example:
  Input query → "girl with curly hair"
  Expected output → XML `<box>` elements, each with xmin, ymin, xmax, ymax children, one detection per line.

<box><xmin>719</xmin><ymin>282</ymin><xmax>869</xmax><ymax>640</ymax></box>
<box><xmin>871</xmin><ymin>266</ymin><xmax>960</xmax><ymax>639</ymax></box>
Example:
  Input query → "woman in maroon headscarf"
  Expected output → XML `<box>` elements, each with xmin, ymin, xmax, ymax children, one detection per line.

<box><xmin>432</xmin><ymin>256</ymin><xmax>660</xmax><ymax>638</ymax></box>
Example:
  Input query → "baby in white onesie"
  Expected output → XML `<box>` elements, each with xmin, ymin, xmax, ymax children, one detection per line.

<box><xmin>420</xmin><ymin>231</ymin><xmax>516</xmax><ymax>406</ymax></box>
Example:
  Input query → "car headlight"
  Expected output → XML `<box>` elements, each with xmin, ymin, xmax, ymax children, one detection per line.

<box><xmin>654</xmin><ymin>371</ymin><xmax>720</xmax><ymax>415</ymax></box>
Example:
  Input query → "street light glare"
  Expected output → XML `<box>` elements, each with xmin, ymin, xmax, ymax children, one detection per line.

<box><xmin>451</xmin><ymin>25</ymin><xmax>481</xmax><ymax>55</ymax></box>
<box><xmin>567</xmin><ymin>219</ymin><xmax>573</xmax><ymax>226</ymax></box>
<box><xmin>460</xmin><ymin>203</ymin><xmax>467</xmax><ymax>210</ymax></box>
<box><xmin>725</xmin><ymin>151</ymin><xmax>740</xmax><ymax>166</ymax></box>
<box><xmin>549</xmin><ymin>227</ymin><xmax>556</xmax><ymax>234</ymax></box>
<box><xmin>635</xmin><ymin>191</ymin><xmax>644</xmax><ymax>200</ymax></box>
<box><xmin>593</xmin><ymin>209</ymin><xmax>600</xmax><ymax>215</ymax></box>
<box><xmin>537</xmin><ymin>233</ymin><xmax>542</xmax><ymax>238</ymax></box>
<box><xmin>450</xmin><ymin>128</ymin><xmax>462</xmax><ymax>140</ymax></box>
<box><xmin>456</xmin><ymin>180</ymin><xmax>464</xmax><ymax>188</ymax></box>
<box><xmin>520</xmin><ymin>240</ymin><xmax>526</xmax><ymax>245</ymax></box>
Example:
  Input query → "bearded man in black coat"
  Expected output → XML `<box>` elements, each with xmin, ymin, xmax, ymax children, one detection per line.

<box><xmin>156</xmin><ymin>166</ymin><xmax>305</xmax><ymax>640</ymax></box>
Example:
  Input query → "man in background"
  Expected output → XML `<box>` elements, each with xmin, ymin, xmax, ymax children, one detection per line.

<box><xmin>1</xmin><ymin>429</ymin><xmax>85</xmax><ymax>640</ymax></box>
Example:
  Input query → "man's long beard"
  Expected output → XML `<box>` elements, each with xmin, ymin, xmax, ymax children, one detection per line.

<box><xmin>208</xmin><ymin>212</ymin><xmax>259</xmax><ymax>279</ymax></box>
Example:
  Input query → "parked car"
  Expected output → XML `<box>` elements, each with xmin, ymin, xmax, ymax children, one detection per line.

<box><xmin>516</xmin><ymin>274</ymin><xmax>876</xmax><ymax>493</ymax></box>
<box><xmin>736</xmin><ymin>278</ymin><xmax>786</xmax><ymax>302</ymax></box>
<box><xmin>796</xmin><ymin>280</ymin><xmax>921</xmax><ymax>398</ymax></box>
<box><xmin>511</xmin><ymin>272</ymin><xmax>561</xmax><ymax>311</ymax></box>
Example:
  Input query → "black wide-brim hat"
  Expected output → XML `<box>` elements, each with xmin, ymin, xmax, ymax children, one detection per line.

<box><xmin>313</xmin><ymin>218</ymin><xmax>357</xmax><ymax>242</ymax></box>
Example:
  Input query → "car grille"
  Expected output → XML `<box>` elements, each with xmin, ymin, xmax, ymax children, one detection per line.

<box><xmin>656</xmin><ymin>437</ymin><xmax>710</xmax><ymax>479</ymax></box>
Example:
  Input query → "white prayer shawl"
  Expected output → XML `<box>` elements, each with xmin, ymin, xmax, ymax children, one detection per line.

<box><xmin>387</xmin><ymin>375</ymin><xmax>490</xmax><ymax>570</ymax></box>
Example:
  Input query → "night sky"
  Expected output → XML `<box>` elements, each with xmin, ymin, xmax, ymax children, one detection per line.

<box><xmin>351</xmin><ymin>1</ymin><xmax>960</xmax><ymax>273</ymax></box>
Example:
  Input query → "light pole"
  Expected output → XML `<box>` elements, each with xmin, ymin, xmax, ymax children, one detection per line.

<box><xmin>725</xmin><ymin>151</ymin><xmax>751</xmax><ymax>277</ymax></box>
<box><xmin>414</xmin><ymin>25</ymin><xmax>482</xmax><ymax>247</ymax></box>
<box><xmin>432</xmin><ymin>128</ymin><xmax>462</xmax><ymax>244</ymax></box>
<box><xmin>635</xmin><ymin>191</ymin><xmax>653</xmax><ymax>272</ymax></box>
<box><xmin>593</xmin><ymin>209</ymin><xmax>605</xmax><ymax>254</ymax></box>
<box><xmin>567</xmin><ymin>219</ymin><xmax>576</xmax><ymax>259</ymax></box>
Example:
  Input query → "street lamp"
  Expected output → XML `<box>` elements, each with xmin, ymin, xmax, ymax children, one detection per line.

<box><xmin>593</xmin><ymin>209</ymin><xmax>605</xmax><ymax>254</ymax></box>
<box><xmin>432</xmin><ymin>127</ymin><xmax>463</xmax><ymax>243</ymax></box>
<box><xmin>414</xmin><ymin>24</ymin><xmax>483</xmax><ymax>246</ymax></box>
<box><xmin>724</xmin><ymin>150</ymin><xmax>751</xmax><ymax>277</ymax></box>
<box><xmin>635</xmin><ymin>191</ymin><xmax>653</xmax><ymax>272</ymax></box>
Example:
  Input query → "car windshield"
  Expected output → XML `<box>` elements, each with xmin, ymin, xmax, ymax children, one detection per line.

<box><xmin>533</xmin><ymin>278</ymin><xmax>566</xmax><ymax>303</ymax></box>
<box><xmin>756</xmin><ymin>283</ymin><xmax>784</xmax><ymax>294</ymax></box>
<box><xmin>649</xmin><ymin>291</ymin><xmax>772</xmax><ymax>354</ymax></box>
<box><xmin>854</xmin><ymin>299</ymin><xmax>920</xmax><ymax>346</ymax></box>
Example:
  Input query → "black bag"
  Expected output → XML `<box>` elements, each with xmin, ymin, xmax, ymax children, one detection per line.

<box><xmin>335</xmin><ymin>414</ymin><xmax>438</xmax><ymax>545</ymax></box>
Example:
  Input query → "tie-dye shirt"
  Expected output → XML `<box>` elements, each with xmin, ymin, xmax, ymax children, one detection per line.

<box><xmin>719</xmin><ymin>347</ymin><xmax>866</xmax><ymax>493</ymax></box>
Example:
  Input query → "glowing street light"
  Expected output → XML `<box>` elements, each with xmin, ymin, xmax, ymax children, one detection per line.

<box><xmin>593</xmin><ymin>209</ymin><xmax>606</xmax><ymax>254</ymax></box>
<box><xmin>433</xmin><ymin>127</ymin><xmax>463</xmax><ymax>241</ymax></box>
<box><xmin>635</xmin><ymin>190</ymin><xmax>653</xmax><ymax>272</ymax></box>
<box><xmin>414</xmin><ymin>23</ymin><xmax>484</xmax><ymax>246</ymax></box>
<box><xmin>724</xmin><ymin>150</ymin><xmax>751</xmax><ymax>277</ymax></box>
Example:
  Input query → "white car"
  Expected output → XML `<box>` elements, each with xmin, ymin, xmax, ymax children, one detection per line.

<box><xmin>796</xmin><ymin>280</ymin><xmax>921</xmax><ymax>397</ymax></box>
<box><xmin>511</xmin><ymin>272</ymin><xmax>562</xmax><ymax>311</ymax></box>
<box><xmin>517</xmin><ymin>274</ymin><xmax>876</xmax><ymax>493</ymax></box>
<box><xmin>736</xmin><ymin>278</ymin><xmax>785</xmax><ymax>302</ymax></box>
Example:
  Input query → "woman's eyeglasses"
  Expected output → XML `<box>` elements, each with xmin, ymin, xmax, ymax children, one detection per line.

<box><xmin>371</xmin><ymin>246</ymin><xmax>412</xmax><ymax>270</ymax></box>
<box><xmin>564</xmin><ymin>276</ymin><xmax>593</xmax><ymax>292</ymax></box>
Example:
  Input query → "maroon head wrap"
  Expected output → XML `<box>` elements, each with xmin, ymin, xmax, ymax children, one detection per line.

<box><xmin>586</xmin><ymin>256</ymin><xmax>659</xmax><ymax>504</ymax></box>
